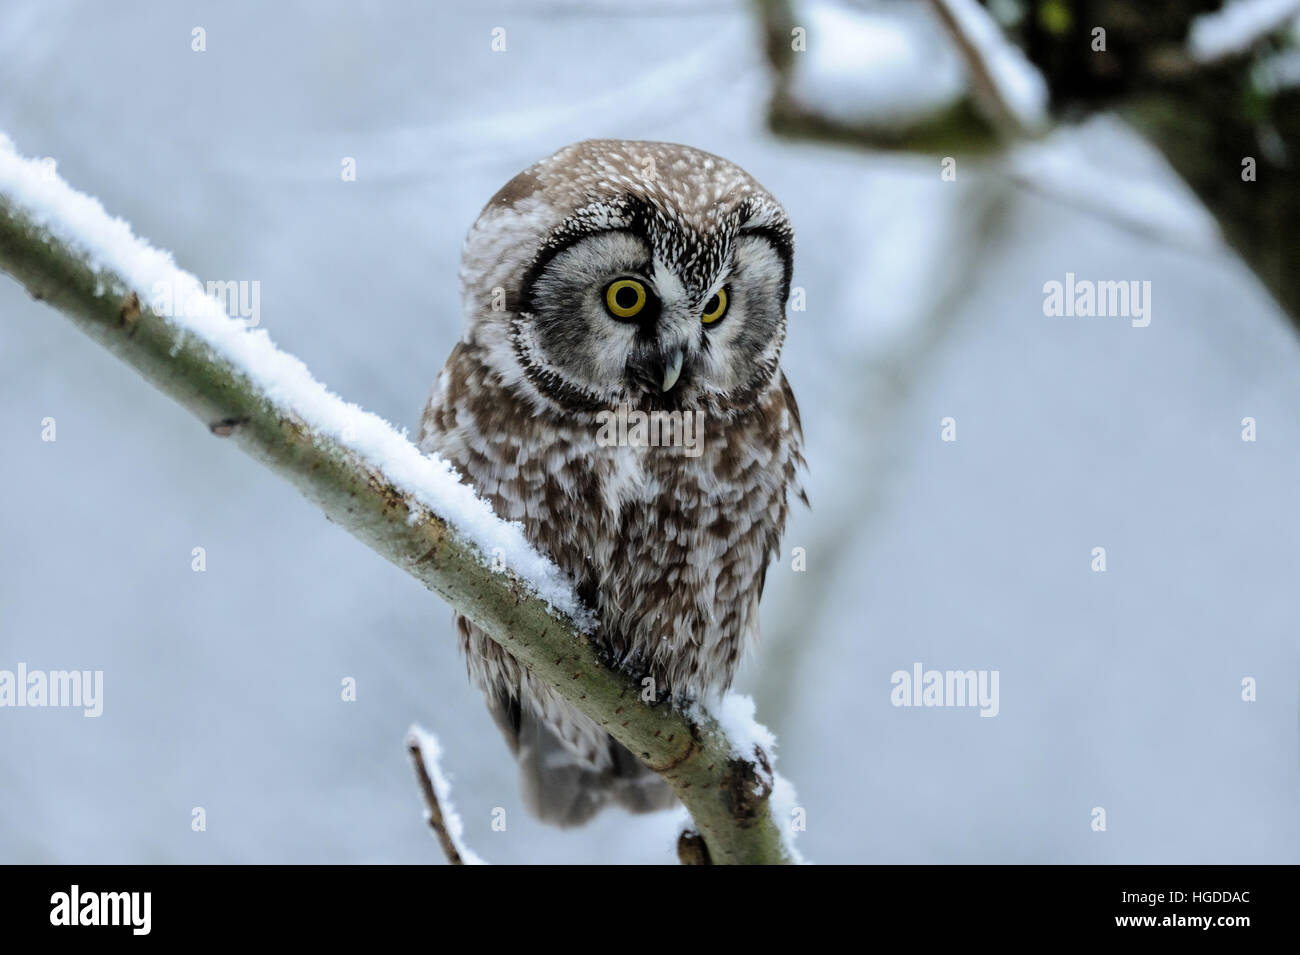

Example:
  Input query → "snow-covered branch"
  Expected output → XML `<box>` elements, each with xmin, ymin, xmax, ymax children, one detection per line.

<box><xmin>925</xmin><ymin>0</ymin><xmax>1048</xmax><ymax>137</ymax></box>
<box><xmin>0</xmin><ymin>136</ymin><xmax>802</xmax><ymax>865</ymax></box>
<box><xmin>406</xmin><ymin>726</ymin><xmax>486</xmax><ymax>866</ymax></box>
<box><xmin>1188</xmin><ymin>0</ymin><xmax>1300</xmax><ymax>64</ymax></box>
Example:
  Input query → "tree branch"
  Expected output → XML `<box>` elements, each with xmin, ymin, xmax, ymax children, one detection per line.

<box><xmin>0</xmin><ymin>141</ymin><xmax>800</xmax><ymax>865</ymax></box>
<box><xmin>753</xmin><ymin>1</ymin><xmax>1300</xmax><ymax>323</ymax></box>
<box><xmin>406</xmin><ymin>726</ymin><xmax>483</xmax><ymax>865</ymax></box>
<box><xmin>924</xmin><ymin>0</ymin><xmax>1049</xmax><ymax>138</ymax></box>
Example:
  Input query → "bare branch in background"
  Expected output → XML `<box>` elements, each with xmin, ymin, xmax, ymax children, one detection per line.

<box><xmin>1188</xmin><ymin>0</ymin><xmax>1300</xmax><ymax>65</ymax></box>
<box><xmin>753</xmin><ymin>0</ymin><xmax>1300</xmax><ymax>322</ymax></box>
<box><xmin>925</xmin><ymin>0</ymin><xmax>1049</xmax><ymax>138</ymax></box>
<box><xmin>406</xmin><ymin>726</ymin><xmax>483</xmax><ymax>866</ymax></box>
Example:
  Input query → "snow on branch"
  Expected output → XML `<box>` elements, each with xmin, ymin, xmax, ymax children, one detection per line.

<box><xmin>926</xmin><ymin>0</ymin><xmax>1049</xmax><ymax>136</ymax></box>
<box><xmin>1188</xmin><ymin>0</ymin><xmax>1300</xmax><ymax>64</ymax></box>
<box><xmin>406</xmin><ymin>726</ymin><xmax>486</xmax><ymax>865</ymax></box>
<box><xmin>0</xmin><ymin>134</ymin><xmax>803</xmax><ymax>865</ymax></box>
<box><xmin>0</xmin><ymin>135</ymin><xmax>583</xmax><ymax>623</ymax></box>
<box><xmin>757</xmin><ymin>0</ymin><xmax>1046</xmax><ymax>152</ymax></box>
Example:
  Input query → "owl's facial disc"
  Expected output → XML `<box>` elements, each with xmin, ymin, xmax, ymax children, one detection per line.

<box><xmin>520</xmin><ymin>227</ymin><xmax>789</xmax><ymax>409</ymax></box>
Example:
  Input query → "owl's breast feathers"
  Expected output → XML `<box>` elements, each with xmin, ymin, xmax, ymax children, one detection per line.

<box><xmin>420</xmin><ymin>340</ymin><xmax>805</xmax><ymax>697</ymax></box>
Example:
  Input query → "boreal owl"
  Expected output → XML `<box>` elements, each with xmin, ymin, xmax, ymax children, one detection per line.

<box><xmin>419</xmin><ymin>139</ymin><xmax>805</xmax><ymax>826</ymax></box>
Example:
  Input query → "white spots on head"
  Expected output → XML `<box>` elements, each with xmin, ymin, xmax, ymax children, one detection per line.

<box><xmin>460</xmin><ymin>139</ymin><xmax>793</xmax><ymax>408</ymax></box>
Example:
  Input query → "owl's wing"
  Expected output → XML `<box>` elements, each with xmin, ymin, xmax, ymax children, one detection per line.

<box><xmin>780</xmin><ymin>370</ymin><xmax>810</xmax><ymax>509</ymax></box>
<box><xmin>417</xmin><ymin>341</ymin><xmax>469</xmax><ymax>449</ymax></box>
<box><xmin>754</xmin><ymin>371</ymin><xmax>808</xmax><ymax>608</ymax></box>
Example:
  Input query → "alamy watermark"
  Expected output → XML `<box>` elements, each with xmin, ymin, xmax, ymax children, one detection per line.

<box><xmin>150</xmin><ymin>277</ymin><xmax>261</xmax><ymax>328</ymax></box>
<box><xmin>890</xmin><ymin>662</ymin><xmax>999</xmax><ymax>717</ymax></box>
<box><xmin>0</xmin><ymin>664</ymin><xmax>103</xmax><ymax>717</ymax></box>
<box><xmin>1042</xmin><ymin>272</ymin><xmax>1151</xmax><ymax>327</ymax></box>
<box><xmin>595</xmin><ymin>404</ymin><xmax>704</xmax><ymax>458</ymax></box>
<box><xmin>50</xmin><ymin>885</ymin><xmax>150</xmax><ymax>935</ymax></box>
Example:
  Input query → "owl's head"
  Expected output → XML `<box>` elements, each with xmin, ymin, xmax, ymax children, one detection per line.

<box><xmin>460</xmin><ymin>140</ymin><xmax>793</xmax><ymax>415</ymax></box>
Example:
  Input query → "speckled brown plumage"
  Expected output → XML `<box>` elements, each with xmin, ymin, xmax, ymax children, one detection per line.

<box><xmin>419</xmin><ymin>140</ymin><xmax>805</xmax><ymax>826</ymax></box>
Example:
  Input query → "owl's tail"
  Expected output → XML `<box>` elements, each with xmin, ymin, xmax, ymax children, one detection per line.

<box><xmin>488</xmin><ymin>693</ymin><xmax>676</xmax><ymax>828</ymax></box>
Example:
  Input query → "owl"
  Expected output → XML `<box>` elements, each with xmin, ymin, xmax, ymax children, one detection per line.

<box><xmin>419</xmin><ymin>139</ymin><xmax>805</xmax><ymax>826</ymax></box>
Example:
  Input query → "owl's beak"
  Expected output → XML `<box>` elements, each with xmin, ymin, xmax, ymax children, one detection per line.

<box><xmin>661</xmin><ymin>348</ymin><xmax>685</xmax><ymax>393</ymax></box>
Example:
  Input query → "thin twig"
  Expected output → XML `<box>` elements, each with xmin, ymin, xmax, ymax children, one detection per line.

<box><xmin>406</xmin><ymin>727</ymin><xmax>472</xmax><ymax>866</ymax></box>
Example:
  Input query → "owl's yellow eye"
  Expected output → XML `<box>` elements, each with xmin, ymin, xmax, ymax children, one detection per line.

<box><xmin>701</xmin><ymin>287</ymin><xmax>728</xmax><ymax>325</ymax></box>
<box><xmin>605</xmin><ymin>279</ymin><xmax>647</xmax><ymax>320</ymax></box>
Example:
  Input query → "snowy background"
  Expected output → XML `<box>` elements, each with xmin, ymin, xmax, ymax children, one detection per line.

<box><xmin>1</xmin><ymin>0</ymin><xmax>1296</xmax><ymax>864</ymax></box>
